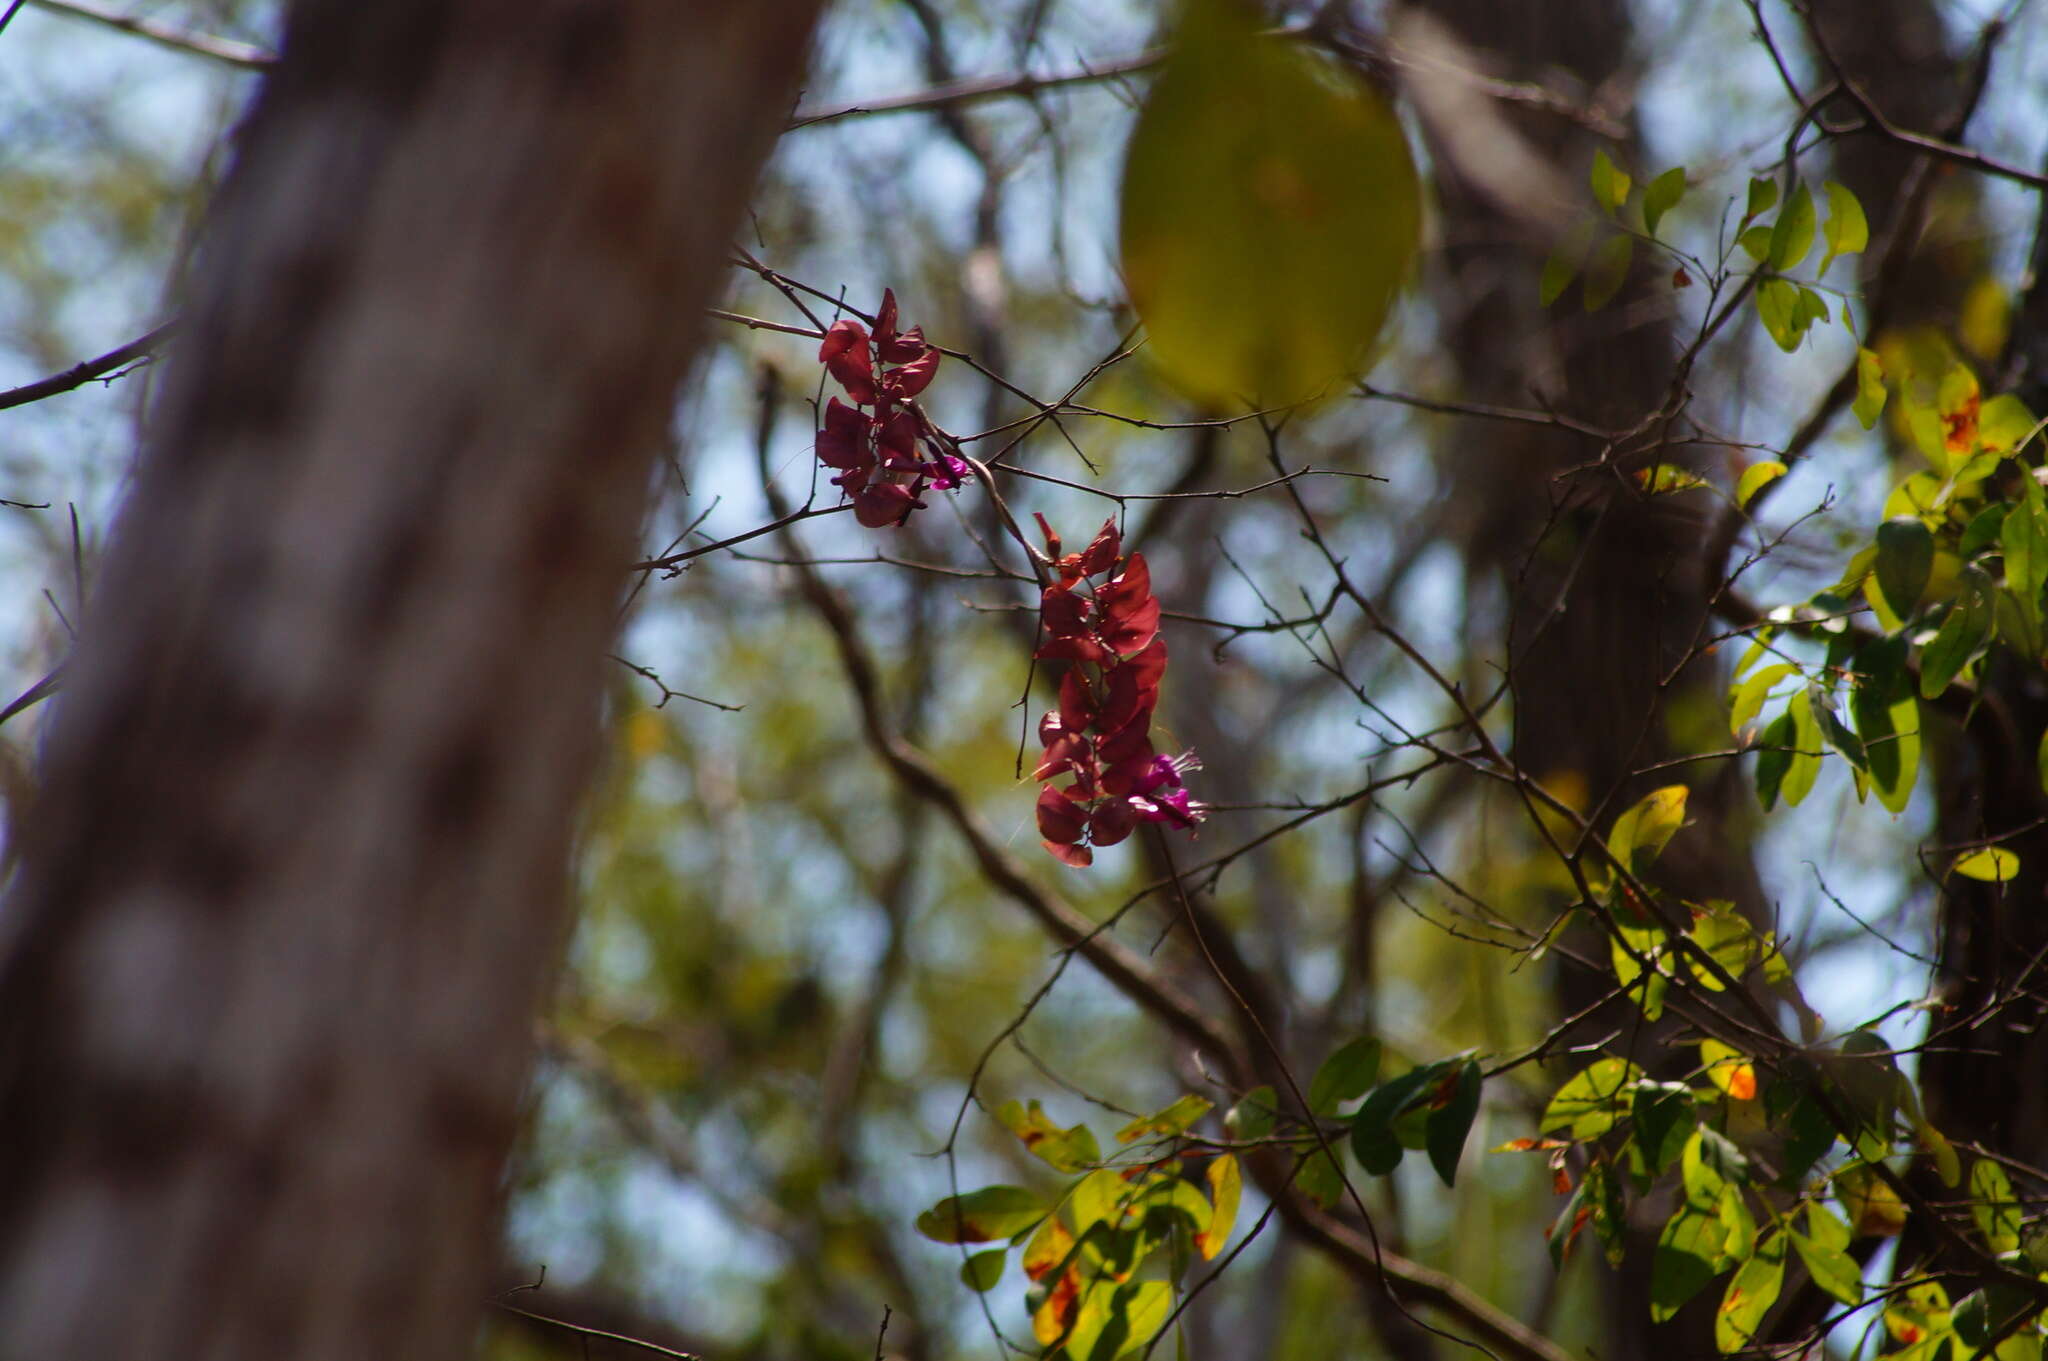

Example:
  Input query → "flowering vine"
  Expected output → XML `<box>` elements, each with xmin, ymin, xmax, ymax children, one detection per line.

<box><xmin>814</xmin><ymin>290</ymin><xmax>970</xmax><ymax>528</ymax></box>
<box><xmin>812</xmin><ymin>297</ymin><xmax>1202</xmax><ymax>866</ymax></box>
<box><xmin>1031</xmin><ymin>516</ymin><xmax>1205</xmax><ymax>867</ymax></box>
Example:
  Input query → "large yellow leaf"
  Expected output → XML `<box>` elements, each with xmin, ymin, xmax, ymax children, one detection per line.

<box><xmin>1119</xmin><ymin>0</ymin><xmax>1421</xmax><ymax>407</ymax></box>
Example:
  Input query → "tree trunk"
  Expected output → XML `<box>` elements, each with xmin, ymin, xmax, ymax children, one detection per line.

<box><xmin>0</xmin><ymin>4</ymin><xmax>821</xmax><ymax>1359</ymax></box>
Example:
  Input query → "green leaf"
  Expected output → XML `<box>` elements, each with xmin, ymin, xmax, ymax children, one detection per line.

<box><xmin>1633</xmin><ymin>1082</ymin><xmax>1696</xmax><ymax>1174</ymax></box>
<box><xmin>1543</xmin><ymin>1057</ymin><xmax>1644</xmax><ymax>1140</ymax></box>
<box><xmin>1970</xmin><ymin>1157</ymin><xmax>2023</xmax><ymax>1253</ymax></box>
<box><xmin>998</xmin><ymin>1099</ymin><xmax>1102</xmax><ymax>1172</ymax></box>
<box><xmin>1819</xmin><ymin>181</ymin><xmax>1870</xmax><ymax>278</ymax></box>
<box><xmin>1683</xmin><ymin>1126</ymin><xmax>1749</xmax><ymax>1209</ymax></box>
<box><xmin>1548</xmin><ymin>1181</ymin><xmax>1588</xmax><ymax>1269</ymax></box>
<box><xmin>1608</xmin><ymin>784</ymin><xmax>1689</xmax><ymax>876</ymax></box>
<box><xmin>1769</xmin><ymin>182</ymin><xmax>1817</xmax><ymax>272</ymax></box>
<box><xmin>1875</xmin><ymin>516</ymin><xmax>1935</xmax><ymax>619</ymax></box>
<box><xmin>1854</xmin><ymin>348</ymin><xmax>1888</xmax><ymax>428</ymax></box>
<box><xmin>1962</xmin><ymin>503</ymin><xmax>2010</xmax><ymax>558</ymax></box>
<box><xmin>1425</xmin><ymin>1060</ymin><xmax>1483</xmax><ymax>1187</ymax></box>
<box><xmin>1224</xmin><ymin>1085</ymin><xmax>1278</xmax><ymax>1141</ymax></box>
<box><xmin>1714</xmin><ymin>1232</ymin><xmax>1787</xmax><ymax>1353</ymax></box>
<box><xmin>1307</xmin><ymin>1037</ymin><xmax>1382</xmax><ymax>1114</ymax></box>
<box><xmin>1807</xmin><ymin>1200</ymin><xmax>1852</xmax><ymax>1252</ymax></box>
<box><xmin>1757</xmin><ymin>278</ymin><xmax>1805</xmax><ymax>351</ymax></box>
<box><xmin>1780</xmin><ymin>688</ymin><xmax>1823</xmax><ymax>808</ymax></box>
<box><xmin>1797</xmin><ymin>285</ymin><xmax>1831</xmax><ymax>329</ymax></box>
<box><xmin>1920</xmin><ymin>566</ymin><xmax>1994</xmax><ymax>698</ymax></box>
<box><xmin>1295</xmin><ymin>1147</ymin><xmax>1345</xmax><ymax>1207</ymax></box>
<box><xmin>1591</xmin><ymin>148</ymin><xmax>1632</xmax><ymax>216</ymax></box>
<box><xmin>1117</xmin><ymin>1094</ymin><xmax>1214</xmax><ymax>1144</ymax></box>
<box><xmin>1351</xmin><ymin>1060</ymin><xmax>1452</xmax><ymax>1174</ymax></box>
<box><xmin>960</xmin><ymin>1247</ymin><xmax>1007</xmax><ymax>1291</ymax></box>
<box><xmin>1653</xmin><ymin>1203</ymin><xmax>1729</xmax><ymax>1323</ymax></box>
<box><xmin>1737</xmin><ymin>460</ymin><xmax>1788</xmax><ymax>509</ymax></box>
<box><xmin>1644</xmin><ymin>166</ymin><xmax>1687</xmax><ymax>236</ymax></box>
<box><xmin>1853</xmin><ymin>636</ymin><xmax>1921</xmax><ymax>814</ymax></box>
<box><xmin>1754</xmin><ymin>708</ymin><xmax>1796</xmax><ymax>811</ymax></box>
<box><xmin>1772</xmin><ymin>1082</ymin><xmax>1840</xmax><ymax>1185</ymax></box>
<box><xmin>1687</xmin><ymin>904</ymin><xmax>1759</xmax><ymax>990</ymax></box>
<box><xmin>1952</xmin><ymin>846</ymin><xmax>2020</xmax><ymax>883</ymax></box>
<box><xmin>1118</xmin><ymin>0</ymin><xmax>1420</xmax><ymax>406</ymax></box>
<box><xmin>1790</xmin><ymin>1230</ymin><xmax>1863</xmax><ymax>1307</ymax></box>
<box><xmin>1745</xmin><ymin>177</ymin><xmax>1779</xmax><ymax>222</ymax></box>
<box><xmin>1583</xmin><ymin>233</ymin><xmax>1633</xmax><ymax>312</ymax></box>
<box><xmin>916</xmin><ymin>1186</ymin><xmax>1047</xmax><ymax>1243</ymax></box>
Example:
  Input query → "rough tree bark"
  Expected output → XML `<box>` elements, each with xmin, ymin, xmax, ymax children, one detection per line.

<box><xmin>0</xmin><ymin>3</ymin><xmax>822</xmax><ymax>1359</ymax></box>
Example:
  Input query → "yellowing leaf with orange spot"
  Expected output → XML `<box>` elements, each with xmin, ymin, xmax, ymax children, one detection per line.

<box><xmin>1022</xmin><ymin>1213</ymin><xmax>1074</xmax><ymax>1282</ymax></box>
<box><xmin>1700</xmin><ymin>1039</ymin><xmax>1757</xmax><ymax>1101</ymax></box>
<box><xmin>1032</xmin><ymin>1264</ymin><xmax>1082</xmax><ymax>1346</ymax></box>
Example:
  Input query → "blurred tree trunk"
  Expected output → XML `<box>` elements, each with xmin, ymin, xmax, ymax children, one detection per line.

<box><xmin>0</xmin><ymin>3</ymin><xmax>821</xmax><ymax>1359</ymax></box>
<box><xmin>1397</xmin><ymin>4</ymin><xmax>1753</xmax><ymax>1360</ymax></box>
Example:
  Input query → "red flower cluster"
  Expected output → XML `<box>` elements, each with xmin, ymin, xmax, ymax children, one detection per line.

<box><xmin>1032</xmin><ymin>516</ymin><xmax>1205</xmax><ymax>867</ymax></box>
<box><xmin>815</xmin><ymin>290</ymin><xmax>969</xmax><ymax>528</ymax></box>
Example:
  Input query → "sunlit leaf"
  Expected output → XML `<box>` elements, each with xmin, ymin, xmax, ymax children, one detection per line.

<box><xmin>1737</xmin><ymin>460</ymin><xmax>1787</xmax><ymax>509</ymax></box>
<box><xmin>1543</xmin><ymin>1058</ymin><xmax>1644</xmax><ymax>1140</ymax></box>
<box><xmin>1978</xmin><ymin>392</ymin><xmax>2037</xmax><ymax>453</ymax></box>
<box><xmin>1714</xmin><ymin>1232</ymin><xmax>1786</xmax><ymax>1353</ymax></box>
<box><xmin>1119</xmin><ymin>0</ymin><xmax>1420</xmax><ymax>406</ymax></box>
<box><xmin>1768</xmin><ymin>182</ymin><xmax>1816</xmax><ymax>272</ymax></box>
<box><xmin>1951</xmin><ymin>846</ymin><xmax>2020</xmax><ymax>883</ymax></box>
<box><xmin>1700</xmin><ymin>1041</ymin><xmax>1758</xmax><ymax>1101</ymax></box>
<box><xmin>1970</xmin><ymin>1158</ymin><xmax>2023</xmax><ymax>1253</ymax></box>
<box><xmin>1652</xmin><ymin>1203</ymin><xmax>1728</xmax><ymax>1323</ymax></box>
<box><xmin>1608</xmin><ymin>784</ymin><xmax>1689</xmax><ymax>876</ymax></box>
<box><xmin>1819</xmin><ymin>181</ymin><xmax>1869</xmax><ymax>278</ymax></box>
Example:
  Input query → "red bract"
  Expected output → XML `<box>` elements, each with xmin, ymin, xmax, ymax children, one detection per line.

<box><xmin>819</xmin><ymin>320</ymin><xmax>877</xmax><ymax>404</ymax></box>
<box><xmin>813</xmin><ymin>293</ymin><xmax>961</xmax><ymax>528</ymax></box>
<box><xmin>815</xmin><ymin>398</ymin><xmax>872</xmax><ymax>471</ymax></box>
<box><xmin>1029</xmin><ymin>519</ymin><xmax>1205</xmax><ymax>866</ymax></box>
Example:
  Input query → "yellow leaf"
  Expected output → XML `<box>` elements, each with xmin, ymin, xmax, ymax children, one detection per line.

<box><xmin>1952</xmin><ymin>846</ymin><xmax>2019</xmax><ymax>883</ymax></box>
<box><xmin>1119</xmin><ymin>0</ymin><xmax>1421</xmax><ymax>407</ymax></box>
<box><xmin>1197</xmin><ymin>1153</ymin><xmax>1241</xmax><ymax>1259</ymax></box>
